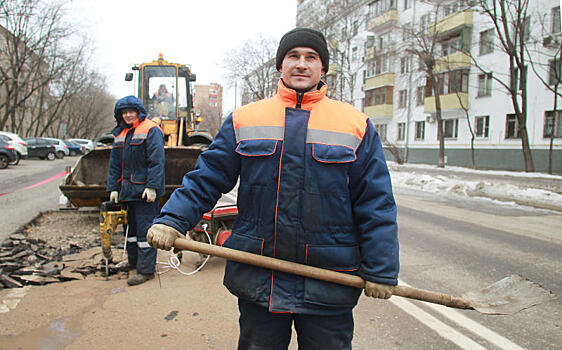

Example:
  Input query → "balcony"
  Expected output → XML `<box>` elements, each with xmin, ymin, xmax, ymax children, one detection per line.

<box><xmin>424</xmin><ymin>92</ymin><xmax>468</xmax><ymax>112</ymax></box>
<box><xmin>435</xmin><ymin>51</ymin><xmax>471</xmax><ymax>72</ymax></box>
<box><xmin>368</xmin><ymin>9</ymin><xmax>398</xmax><ymax>31</ymax></box>
<box><xmin>429</xmin><ymin>10</ymin><xmax>473</xmax><ymax>37</ymax></box>
<box><xmin>365</xmin><ymin>104</ymin><xmax>393</xmax><ymax>118</ymax></box>
<box><xmin>364</xmin><ymin>72</ymin><xmax>395</xmax><ymax>90</ymax></box>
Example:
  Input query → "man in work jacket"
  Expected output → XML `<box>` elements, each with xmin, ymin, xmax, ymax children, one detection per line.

<box><xmin>148</xmin><ymin>28</ymin><xmax>399</xmax><ymax>349</ymax></box>
<box><xmin>107</xmin><ymin>95</ymin><xmax>165</xmax><ymax>286</ymax></box>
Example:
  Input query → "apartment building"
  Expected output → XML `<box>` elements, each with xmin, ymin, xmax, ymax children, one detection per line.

<box><xmin>297</xmin><ymin>0</ymin><xmax>562</xmax><ymax>172</ymax></box>
<box><xmin>193</xmin><ymin>83</ymin><xmax>223</xmax><ymax>136</ymax></box>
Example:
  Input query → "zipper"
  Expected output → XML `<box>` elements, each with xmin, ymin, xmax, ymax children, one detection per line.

<box><xmin>295</xmin><ymin>92</ymin><xmax>303</xmax><ymax>109</ymax></box>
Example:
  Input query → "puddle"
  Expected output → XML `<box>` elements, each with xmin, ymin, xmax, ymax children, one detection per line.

<box><xmin>0</xmin><ymin>317</ymin><xmax>83</xmax><ymax>349</ymax></box>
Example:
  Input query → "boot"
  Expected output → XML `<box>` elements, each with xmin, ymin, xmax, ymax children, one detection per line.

<box><xmin>127</xmin><ymin>273</ymin><xmax>154</xmax><ymax>286</ymax></box>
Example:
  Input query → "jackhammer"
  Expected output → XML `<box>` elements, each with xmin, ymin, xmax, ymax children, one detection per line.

<box><xmin>99</xmin><ymin>201</ymin><xmax>127</xmax><ymax>279</ymax></box>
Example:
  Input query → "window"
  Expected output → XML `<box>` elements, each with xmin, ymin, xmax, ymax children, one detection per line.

<box><xmin>553</xmin><ymin>7</ymin><xmax>561</xmax><ymax>33</ymax></box>
<box><xmin>478</xmin><ymin>73</ymin><xmax>492</xmax><ymax>97</ymax></box>
<box><xmin>544</xmin><ymin>110</ymin><xmax>562</xmax><ymax>138</ymax></box>
<box><xmin>510</xmin><ymin>66</ymin><xmax>528</xmax><ymax>90</ymax></box>
<box><xmin>365</xmin><ymin>87</ymin><xmax>393</xmax><ymax>106</ymax></box>
<box><xmin>521</xmin><ymin>16</ymin><xmax>531</xmax><ymax>42</ymax></box>
<box><xmin>475</xmin><ymin>116</ymin><xmax>489</xmax><ymax>138</ymax></box>
<box><xmin>404</xmin><ymin>0</ymin><xmax>411</xmax><ymax>10</ymax></box>
<box><xmin>375</xmin><ymin>123</ymin><xmax>387</xmax><ymax>141</ymax></box>
<box><xmin>415</xmin><ymin>121</ymin><xmax>425</xmax><ymax>140</ymax></box>
<box><xmin>441</xmin><ymin>35</ymin><xmax>462</xmax><ymax>56</ymax></box>
<box><xmin>399</xmin><ymin>89</ymin><xmax>408</xmax><ymax>108</ymax></box>
<box><xmin>369</xmin><ymin>0</ymin><xmax>396</xmax><ymax>17</ymax></box>
<box><xmin>479</xmin><ymin>29</ymin><xmax>494</xmax><ymax>55</ymax></box>
<box><xmin>442</xmin><ymin>119</ymin><xmax>458</xmax><ymax>138</ymax></box>
<box><xmin>420</xmin><ymin>14</ymin><xmax>429</xmax><ymax>31</ymax></box>
<box><xmin>416</xmin><ymin>86</ymin><xmax>425</xmax><ymax>105</ymax></box>
<box><xmin>397</xmin><ymin>122</ymin><xmax>405</xmax><ymax>140</ymax></box>
<box><xmin>352</xmin><ymin>47</ymin><xmax>358</xmax><ymax>62</ymax></box>
<box><xmin>505</xmin><ymin>114</ymin><xmax>520</xmax><ymax>139</ymax></box>
<box><xmin>400</xmin><ymin>57</ymin><xmax>410</xmax><ymax>74</ymax></box>
<box><xmin>426</xmin><ymin>69</ymin><xmax>469</xmax><ymax>96</ymax></box>
<box><xmin>549</xmin><ymin>59</ymin><xmax>562</xmax><ymax>85</ymax></box>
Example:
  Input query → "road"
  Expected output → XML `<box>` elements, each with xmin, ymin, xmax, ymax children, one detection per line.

<box><xmin>0</xmin><ymin>157</ymin><xmax>76</xmax><ymax>241</ymax></box>
<box><xmin>0</xmin><ymin>161</ymin><xmax>561</xmax><ymax>349</ymax></box>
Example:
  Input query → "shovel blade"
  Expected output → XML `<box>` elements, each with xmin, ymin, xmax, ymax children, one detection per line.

<box><xmin>461</xmin><ymin>275</ymin><xmax>556</xmax><ymax>315</ymax></box>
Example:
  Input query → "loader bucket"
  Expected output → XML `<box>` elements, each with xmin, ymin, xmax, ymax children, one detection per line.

<box><xmin>60</xmin><ymin>145</ymin><xmax>205</xmax><ymax>207</ymax></box>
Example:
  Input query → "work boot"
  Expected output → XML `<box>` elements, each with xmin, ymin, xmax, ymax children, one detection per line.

<box><xmin>127</xmin><ymin>273</ymin><xmax>154</xmax><ymax>286</ymax></box>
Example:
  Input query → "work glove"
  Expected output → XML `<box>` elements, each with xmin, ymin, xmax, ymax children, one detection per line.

<box><xmin>109</xmin><ymin>191</ymin><xmax>119</xmax><ymax>204</ymax></box>
<box><xmin>142</xmin><ymin>187</ymin><xmax>157</xmax><ymax>203</ymax></box>
<box><xmin>364</xmin><ymin>281</ymin><xmax>395</xmax><ymax>299</ymax></box>
<box><xmin>147</xmin><ymin>224</ymin><xmax>186</xmax><ymax>251</ymax></box>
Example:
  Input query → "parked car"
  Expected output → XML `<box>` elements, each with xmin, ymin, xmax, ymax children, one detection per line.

<box><xmin>67</xmin><ymin>138</ymin><xmax>96</xmax><ymax>153</ymax></box>
<box><xmin>0</xmin><ymin>131</ymin><xmax>28</xmax><ymax>165</ymax></box>
<box><xmin>24</xmin><ymin>137</ymin><xmax>58</xmax><ymax>160</ymax></box>
<box><xmin>43</xmin><ymin>137</ymin><xmax>69</xmax><ymax>159</ymax></box>
<box><xmin>63</xmin><ymin>140</ymin><xmax>85</xmax><ymax>156</ymax></box>
<box><xmin>0</xmin><ymin>139</ymin><xmax>18</xmax><ymax>169</ymax></box>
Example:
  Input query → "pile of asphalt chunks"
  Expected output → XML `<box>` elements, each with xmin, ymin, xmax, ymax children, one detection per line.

<box><xmin>0</xmin><ymin>233</ymin><xmax>124</xmax><ymax>288</ymax></box>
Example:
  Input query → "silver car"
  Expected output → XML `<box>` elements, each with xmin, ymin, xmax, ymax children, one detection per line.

<box><xmin>0</xmin><ymin>131</ymin><xmax>28</xmax><ymax>165</ymax></box>
<box><xmin>43</xmin><ymin>137</ymin><xmax>69</xmax><ymax>159</ymax></box>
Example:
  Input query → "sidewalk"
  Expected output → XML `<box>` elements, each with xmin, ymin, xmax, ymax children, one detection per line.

<box><xmin>387</xmin><ymin>162</ymin><xmax>562</xmax><ymax>212</ymax></box>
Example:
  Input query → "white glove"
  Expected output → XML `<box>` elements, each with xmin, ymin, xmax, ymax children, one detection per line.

<box><xmin>109</xmin><ymin>191</ymin><xmax>119</xmax><ymax>203</ymax></box>
<box><xmin>142</xmin><ymin>188</ymin><xmax>156</xmax><ymax>203</ymax></box>
<box><xmin>147</xmin><ymin>224</ymin><xmax>187</xmax><ymax>250</ymax></box>
<box><xmin>364</xmin><ymin>281</ymin><xmax>394</xmax><ymax>299</ymax></box>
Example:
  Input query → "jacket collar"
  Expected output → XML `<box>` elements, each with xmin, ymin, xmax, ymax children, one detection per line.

<box><xmin>277</xmin><ymin>79</ymin><xmax>327</xmax><ymax>110</ymax></box>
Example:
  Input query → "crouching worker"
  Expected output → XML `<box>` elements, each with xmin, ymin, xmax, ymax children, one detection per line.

<box><xmin>148</xmin><ymin>27</ymin><xmax>399</xmax><ymax>349</ymax></box>
<box><xmin>106</xmin><ymin>95</ymin><xmax>165</xmax><ymax>286</ymax></box>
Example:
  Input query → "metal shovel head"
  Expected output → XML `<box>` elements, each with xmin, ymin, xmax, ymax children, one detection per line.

<box><xmin>461</xmin><ymin>274</ymin><xmax>556</xmax><ymax>315</ymax></box>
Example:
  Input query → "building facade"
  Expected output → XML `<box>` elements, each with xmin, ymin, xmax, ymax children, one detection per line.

<box><xmin>297</xmin><ymin>0</ymin><xmax>562</xmax><ymax>173</ymax></box>
<box><xmin>193</xmin><ymin>83</ymin><xmax>223</xmax><ymax>136</ymax></box>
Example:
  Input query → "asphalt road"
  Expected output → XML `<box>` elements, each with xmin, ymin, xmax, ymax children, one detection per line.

<box><xmin>0</xmin><ymin>157</ymin><xmax>76</xmax><ymax>241</ymax></box>
<box><xmin>0</xmin><ymin>160</ymin><xmax>560</xmax><ymax>349</ymax></box>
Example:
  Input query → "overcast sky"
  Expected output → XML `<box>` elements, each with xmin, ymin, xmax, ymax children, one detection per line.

<box><xmin>67</xmin><ymin>0</ymin><xmax>297</xmax><ymax>114</ymax></box>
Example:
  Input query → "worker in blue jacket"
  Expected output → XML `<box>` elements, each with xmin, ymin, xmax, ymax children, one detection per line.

<box><xmin>107</xmin><ymin>95</ymin><xmax>165</xmax><ymax>286</ymax></box>
<box><xmin>148</xmin><ymin>28</ymin><xmax>399</xmax><ymax>349</ymax></box>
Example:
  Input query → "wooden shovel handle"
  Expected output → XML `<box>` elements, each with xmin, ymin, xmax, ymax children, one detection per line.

<box><xmin>173</xmin><ymin>238</ymin><xmax>473</xmax><ymax>310</ymax></box>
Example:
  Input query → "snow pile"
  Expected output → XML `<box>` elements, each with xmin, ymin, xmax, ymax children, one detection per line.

<box><xmin>387</xmin><ymin>162</ymin><xmax>562</xmax><ymax>212</ymax></box>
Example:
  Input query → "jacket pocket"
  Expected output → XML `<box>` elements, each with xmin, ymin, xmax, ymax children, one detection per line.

<box><xmin>235</xmin><ymin>139</ymin><xmax>277</xmax><ymax>156</ymax></box>
<box><xmin>222</xmin><ymin>232</ymin><xmax>270</xmax><ymax>302</ymax></box>
<box><xmin>130</xmin><ymin>173</ymin><xmax>147</xmax><ymax>184</ymax></box>
<box><xmin>304</xmin><ymin>244</ymin><xmax>362</xmax><ymax>308</ymax></box>
<box><xmin>312</xmin><ymin>143</ymin><xmax>356</xmax><ymax>163</ymax></box>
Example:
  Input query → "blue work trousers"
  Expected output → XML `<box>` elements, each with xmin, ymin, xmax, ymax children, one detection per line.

<box><xmin>125</xmin><ymin>200</ymin><xmax>159</xmax><ymax>274</ymax></box>
<box><xmin>237</xmin><ymin>299</ymin><xmax>353</xmax><ymax>350</ymax></box>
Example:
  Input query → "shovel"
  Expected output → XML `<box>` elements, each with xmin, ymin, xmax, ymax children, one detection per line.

<box><xmin>173</xmin><ymin>238</ymin><xmax>555</xmax><ymax>315</ymax></box>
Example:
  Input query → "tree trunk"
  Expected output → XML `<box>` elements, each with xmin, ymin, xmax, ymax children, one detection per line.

<box><xmin>432</xmin><ymin>80</ymin><xmax>445</xmax><ymax>168</ymax></box>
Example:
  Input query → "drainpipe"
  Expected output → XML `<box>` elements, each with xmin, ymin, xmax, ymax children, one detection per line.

<box><xmin>404</xmin><ymin>0</ymin><xmax>417</xmax><ymax>163</ymax></box>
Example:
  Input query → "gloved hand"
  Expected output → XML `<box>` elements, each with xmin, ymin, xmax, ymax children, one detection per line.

<box><xmin>147</xmin><ymin>224</ymin><xmax>186</xmax><ymax>250</ymax></box>
<box><xmin>364</xmin><ymin>281</ymin><xmax>394</xmax><ymax>299</ymax></box>
<box><xmin>142</xmin><ymin>188</ymin><xmax>156</xmax><ymax>203</ymax></box>
<box><xmin>109</xmin><ymin>191</ymin><xmax>119</xmax><ymax>204</ymax></box>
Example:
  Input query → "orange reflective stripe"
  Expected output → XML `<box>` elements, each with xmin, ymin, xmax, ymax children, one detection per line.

<box><xmin>308</xmin><ymin>98</ymin><xmax>367</xmax><ymax>140</ymax></box>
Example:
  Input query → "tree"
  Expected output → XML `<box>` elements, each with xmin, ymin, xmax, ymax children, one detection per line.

<box><xmin>222</xmin><ymin>34</ymin><xmax>278</xmax><ymax>105</ymax></box>
<box><xmin>471</xmin><ymin>0</ymin><xmax>535</xmax><ymax>172</ymax></box>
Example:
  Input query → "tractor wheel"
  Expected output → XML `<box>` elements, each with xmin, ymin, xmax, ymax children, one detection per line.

<box><xmin>0</xmin><ymin>154</ymin><xmax>9</xmax><ymax>169</ymax></box>
<box><xmin>46</xmin><ymin>152</ymin><xmax>56</xmax><ymax>161</ymax></box>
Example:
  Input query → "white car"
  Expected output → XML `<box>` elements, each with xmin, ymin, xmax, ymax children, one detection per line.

<box><xmin>67</xmin><ymin>138</ymin><xmax>96</xmax><ymax>153</ymax></box>
<box><xmin>0</xmin><ymin>131</ymin><xmax>28</xmax><ymax>165</ymax></box>
<box><xmin>44</xmin><ymin>137</ymin><xmax>69</xmax><ymax>158</ymax></box>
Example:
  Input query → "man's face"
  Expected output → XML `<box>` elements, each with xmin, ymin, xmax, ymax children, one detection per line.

<box><xmin>122</xmin><ymin>109</ymin><xmax>139</xmax><ymax>125</ymax></box>
<box><xmin>280</xmin><ymin>47</ymin><xmax>325</xmax><ymax>92</ymax></box>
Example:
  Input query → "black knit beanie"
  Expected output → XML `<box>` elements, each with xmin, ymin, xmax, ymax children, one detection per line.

<box><xmin>276</xmin><ymin>28</ymin><xmax>329</xmax><ymax>74</ymax></box>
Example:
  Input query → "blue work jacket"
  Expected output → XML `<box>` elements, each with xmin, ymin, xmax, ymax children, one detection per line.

<box><xmin>155</xmin><ymin>80</ymin><xmax>399</xmax><ymax>315</ymax></box>
<box><xmin>106</xmin><ymin>96</ymin><xmax>165</xmax><ymax>202</ymax></box>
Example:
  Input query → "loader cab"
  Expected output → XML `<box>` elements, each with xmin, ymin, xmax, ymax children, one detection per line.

<box><xmin>126</xmin><ymin>54</ymin><xmax>202</xmax><ymax>147</ymax></box>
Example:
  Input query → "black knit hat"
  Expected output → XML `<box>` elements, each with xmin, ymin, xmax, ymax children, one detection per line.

<box><xmin>276</xmin><ymin>28</ymin><xmax>329</xmax><ymax>73</ymax></box>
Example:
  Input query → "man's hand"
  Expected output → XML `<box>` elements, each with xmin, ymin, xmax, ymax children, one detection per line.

<box><xmin>147</xmin><ymin>224</ymin><xmax>186</xmax><ymax>250</ymax></box>
<box><xmin>142</xmin><ymin>188</ymin><xmax>156</xmax><ymax>203</ymax></box>
<box><xmin>109</xmin><ymin>191</ymin><xmax>119</xmax><ymax>203</ymax></box>
<box><xmin>364</xmin><ymin>281</ymin><xmax>394</xmax><ymax>299</ymax></box>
